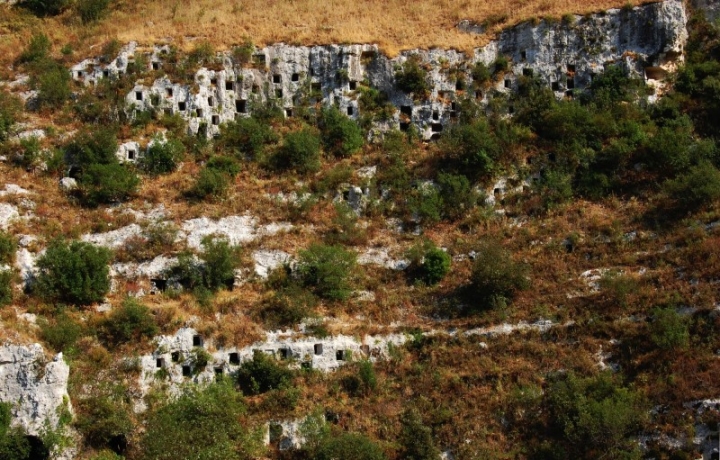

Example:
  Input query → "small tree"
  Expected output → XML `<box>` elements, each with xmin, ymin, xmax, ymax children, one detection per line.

<box><xmin>400</xmin><ymin>408</ymin><xmax>440</xmax><ymax>460</ymax></box>
<box><xmin>76</xmin><ymin>0</ymin><xmax>110</xmax><ymax>23</ymax></box>
<box><xmin>664</xmin><ymin>160</ymin><xmax>720</xmax><ymax>210</ymax></box>
<box><xmin>189</xmin><ymin>167</ymin><xmax>230</xmax><ymax>200</ymax></box>
<box><xmin>395</xmin><ymin>55</ymin><xmax>430</xmax><ymax>98</ymax></box>
<box><xmin>36</xmin><ymin>64</ymin><xmax>72</xmax><ymax>108</ymax></box>
<box><xmin>79</xmin><ymin>163</ymin><xmax>139</xmax><ymax>206</ymax></box>
<box><xmin>315</xmin><ymin>432</ymin><xmax>387</xmax><ymax>460</ymax></box>
<box><xmin>436</xmin><ymin>172</ymin><xmax>476</xmax><ymax>220</ymax></box>
<box><xmin>650</xmin><ymin>306</ymin><xmax>689</xmax><ymax>350</ymax></box>
<box><xmin>35</xmin><ymin>240</ymin><xmax>112</xmax><ymax>306</ymax></box>
<box><xmin>218</xmin><ymin>116</ymin><xmax>276</xmax><ymax>160</ymax></box>
<box><xmin>420</xmin><ymin>247</ymin><xmax>451</xmax><ymax>286</ymax></box>
<box><xmin>64</xmin><ymin>127</ymin><xmax>119</xmax><ymax>168</ymax></box>
<box><xmin>273</xmin><ymin>127</ymin><xmax>321</xmax><ymax>174</ymax></box>
<box><xmin>470</xmin><ymin>242</ymin><xmax>529</xmax><ymax>310</ymax></box>
<box><xmin>140</xmin><ymin>137</ymin><xmax>185</xmax><ymax>175</ymax></box>
<box><xmin>237</xmin><ymin>351</ymin><xmax>294</xmax><ymax>395</ymax></box>
<box><xmin>297</xmin><ymin>244</ymin><xmax>356</xmax><ymax>301</ymax></box>
<box><xmin>200</xmin><ymin>237</ymin><xmax>240</xmax><ymax>291</ymax></box>
<box><xmin>101</xmin><ymin>298</ymin><xmax>158</xmax><ymax>346</ymax></box>
<box><xmin>319</xmin><ymin>106</ymin><xmax>364</xmax><ymax>158</ymax></box>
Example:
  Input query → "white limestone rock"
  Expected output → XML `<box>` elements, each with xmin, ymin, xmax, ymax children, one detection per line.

<box><xmin>0</xmin><ymin>203</ymin><xmax>19</xmax><ymax>229</ymax></box>
<box><xmin>82</xmin><ymin>224</ymin><xmax>142</xmax><ymax>250</ymax></box>
<box><xmin>252</xmin><ymin>250</ymin><xmax>292</xmax><ymax>278</ymax></box>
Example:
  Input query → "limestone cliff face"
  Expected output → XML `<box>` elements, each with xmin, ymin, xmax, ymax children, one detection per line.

<box><xmin>69</xmin><ymin>0</ymin><xmax>687</xmax><ymax>149</ymax></box>
<box><xmin>0</xmin><ymin>343</ymin><xmax>71</xmax><ymax>436</ymax></box>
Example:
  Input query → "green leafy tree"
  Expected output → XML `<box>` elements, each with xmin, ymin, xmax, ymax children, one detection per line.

<box><xmin>36</xmin><ymin>64</ymin><xmax>71</xmax><ymax>108</ymax></box>
<box><xmin>297</xmin><ymin>244</ymin><xmax>357</xmax><ymax>301</ymax></box>
<box><xmin>35</xmin><ymin>240</ymin><xmax>112</xmax><ymax>305</ymax></box>
<box><xmin>436</xmin><ymin>172</ymin><xmax>476</xmax><ymax>220</ymax></box>
<box><xmin>470</xmin><ymin>242</ymin><xmax>529</xmax><ymax>310</ymax></box>
<box><xmin>218</xmin><ymin>116</ymin><xmax>277</xmax><ymax>160</ymax></box>
<box><xmin>315</xmin><ymin>432</ymin><xmax>387</xmax><ymax>460</ymax></box>
<box><xmin>237</xmin><ymin>351</ymin><xmax>294</xmax><ymax>395</ymax></box>
<box><xmin>664</xmin><ymin>161</ymin><xmax>720</xmax><ymax>210</ymax></box>
<box><xmin>75</xmin><ymin>392</ymin><xmax>133</xmax><ymax>451</ymax></box>
<box><xmin>200</xmin><ymin>237</ymin><xmax>240</xmax><ymax>291</ymax></box>
<box><xmin>420</xmin><ymin>247</ymin><xmax>451</xmax><ymax>286</ymax></box>
<box><xmin>64</xmin><ymin>128</ymin><xmax>119</xmax><ymax>168</ymax></box>
<box><xmin>395</xmin><ymin>54</ymin><xmax>430</xmax><ymax>98</ymax></box>
<box><xmin>141</xmin><ymin>380</ymin><xmax>264</xmax><ymax>460</ymax></box>
<box><xmin>439</xmin><ymin>119</ymin><xmax>501</xmax><ymax>179</ymax></box>
<box><xmin>140</xmin><ymin>137</ymin><xmax>185</xmax><ymax>175</ymax></box>
<box><xmin>40</xmin><ymin>312</ymin><xmax>83</xmax><ymax>352</ymax></box>
<box><xmin>189</xmin><ymin>167</ymin><xmax>230</xmax><ymax>199</ymax></box>
<box><xmin>319</xmin><ymin>106</ymin><xmax>364</xmax><ymax>158</ymax></box>
<box><xmin>78</xmin><ymin>163</ymin><xmax>139</xmax><ymax>206</ymax></box>
<box><xmin>101</xmin><ymin>298</ymin><xmax>158</xmax><ymax>346</ymax></box>
<box><xmin>273</xmin><ymin>127</ymin><xmax>321</xmax><ymax>174</ymax></box>
<box><xmin>400</xmin><ymin>408</ymin><xmax>440</xmax><ymax>460</ymax></box>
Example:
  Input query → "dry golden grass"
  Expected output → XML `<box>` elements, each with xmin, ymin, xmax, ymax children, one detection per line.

<box><xmin>1</xmin><ymin>0</ymin><xmax>647</xmax><ymax>61</ymax></box>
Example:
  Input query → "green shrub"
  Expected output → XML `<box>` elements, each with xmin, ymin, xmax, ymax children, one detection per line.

<box><xmin>0</xmin><ymin>231</ymin><xmax>16</xmax><ymax>265</ymax></box>
<box><xmin>420</xmin><ymin>247</ymin><xmax>451</xmax><ymax>286</ymax></box>
<box><xmin>78</xmin><ymin>163</ymin><xmax>139</xmax><ymax>206</ymax></box>
<box><xmin>206</xmin><ymin>155</ymin><xmax>241</xmax><ymax>178</ymax></box>
<box><xmin>273</xmin><ymin>127</ymin><xmax>321</xmax><ymax>174</ymax></box>
<box><xmin>650</xmin><ymin>306</ymin><xmax>689</xmax><ymax>350</ymax></box>
<box><xmin>0</xmin><ymin>402</ymin><xmax>34</xmax><ymax>460</ymax></box>
<box><xmin>439</xmin><ymin>119</ymin><xmax>500</xmax><ymax>179</ymax></box>
<box><xmin>534</xmin><ymin>169</ymin><xmax>574</xmax><ymax>211</ymax></box>
<box><xmin>218</xmin><ymin>116</ymin><xmax>277</xmax><ymax>160</ymax></box>
<box><xmin>409</xmin><ymin>184</ymin><xmax>442</xmax><ymax>224</ymax></box>
<box><xmin>190</xmin><ymin>167</ymin><xmax>230</xmax><ymax>199</ymax></box>
<box><xmin>35</xmin><ymin>239</ymin><xmax>112</xmax><ymax>306</ymax></box>
<box><xmin>315</xmin><ymin>432</ymin><xmax>387</xmax><ymax>460</ymax></box>
<box><xmin>237</xmin><ymin>351</ymin><xmax>294</xmax><ymax>395</ymax></box>
<box><xmin>0</xmin><ymin>270</ymin><xmax>12</xmax><ymax>307</ymax></box>
<box><xmin>76</xmin><ymin>0</ymin><xmax>110</xmax><ymax>23</ymax></box>
<box><xmin>358</xmin><ymin>360</ymin><xmax>377</xmax><ymax>393</ymax></box>
<box><xmin>200</xmin><ymin>237</ymin><xmax>240</xmax><ymax>292</ymax></box>
<box><xmin>64</xmin><ymin>128</ymin><xmax>119</xmax><ymax>168</ymax></box>
<box><xmin>469</xmin><ymin>243</ymin><xmax>529</xmax><ymax>310</ymax></box>
<box><xmin>75</xmin><ymin>393</ymin><xmax>132</xmax><ymax>450</ymax></box>
<box><xmin>40</xmin><ymin>313</ymin><xmax>83</xmax><ymax>352</ymax></box>
<box><xmin>232</xmin><ymin>38</ymin><xmax>254</xmax><ymax>65</ymax></box>
<box><xmin>140</xmin><ymin>137</ymin><xmax>185</xmax><ymax>175</ymax></box>
<box><xmin>36</xmin><ymin>64</ymin><xmax>71</xmax><ymax>109</ymax></box>
<box><xmin>101</xmin><ymin>298</ymin><xmax>158</xmax><ymax>346</ymax></box>
<box><xmin>400</xmin><ymin>408</ymin><xmax>439</xmax><ymax>460</ymax></box>
<box><xmin>319</xmin><ymin>106</ymin><xmax>364</xmax><ymax>158</ymax></box>
<box><xmin>257</xmin><ymin>284</ymin><xmax>316</xmax><ymax>328</ymax></box>
<box><xmin>395</xmin><ymin>55</ymin><xmax>430</xmax><ymax>98</ymax></box>
<box><xmin>297</xmin><ymin>244</ymin><xmax>357</xmax><ymax>301</ymax></box>
<box><xmin>22</xmin><ymin>0</ymin><xmax>69</xmax><ymax>16</ymax></box>
<box><xmin>663</xmin><ymin>161</ymin><xmax>720</xmax><ymax>209</ymax></box>
<box><xmin>436</xmin><ymin>172</ymin><xmax>476</xmax><ymax>220</ymax></box>
<box><xmin>18</xmin><ymin>33</ymin><xmax>51</xmax><ymax>64</ymax></box>
<box><xmin>189</xmin><ymin>347</ymin><xmax>212</xmax><ymax>373</ymax></box>
<box><xmin>471</xmin><ymin>61</ymin><xmax>491</xmax><ymax>84</ymax></box>
<box><xmin>0</xmin><ymin>92</ymin><xmax>22</xmax><ymax>141</ymax></box>
<box><xmin>141</xmin><ymin>380</ymin><xmax>263</xmax><ymax>460</ymax></box>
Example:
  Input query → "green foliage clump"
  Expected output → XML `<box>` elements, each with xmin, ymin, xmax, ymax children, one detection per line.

<box><xmin>469</xmin><ymin>243</ymin><xmax>529</xmax><ymax>310</ymax></box>
<box><xmin>237</xmin><ymin>351</ymin><xmax>294</xmax><ymax>395</ymax></box>
<box><xmin>206</xmin><ymin>155</ymin><xmax>241</xmax><ymax>178</ymax></box>
<box><xmin>36</xmin><ymin>64</ymin><xmax>71</xmax><ymax>109</ymax></box>
<box><xmin>663</xmin><ymin>161</ymin><xmax>720</xmax><ymax>210</ymax></box>
<box><xmin>650</xmin><ymin>306</ymin><xmax>689</xmax><ymax>350</ymax></box>
<box><xmin>76</xmin><ymin>0</ymin><xmax>110</xmax><ymax>23</ymax></box>
<box><xmin>101</xmin><ymin>298</ymin><xmax>158</xmax><ymax>347</ymax></box>
<box><xmin>297</xmin><ymin>243</ymin><xmax>357</xmax><ymax>301</ymax></box>
<box><xmin>436</xmin><ymin>172</ymin><xmax>477</xmax><ymax>220</ymax></box>
<box><xmin>471</xmin><ymin>61</ymin><xmax>491</xmax><ymax>84</ymax></box>
<box><xmin>75</xmin><ymin>392</ymin><xmax>132</xmax><ymax>451</ymax></box>
<box><xmin>0</xmin><ymin>92</ymin><xmax>22</xmax><ymax>141</ymax></box>
<box><xmin>78</xmin><ymin>163</ymin><xmax>139</xmax><ymax>206</ymax></box>
<box><xmin>65</xmin><ymin>128</ymin><xmax>119</xmax><ymax>168</ymax></box>
<box><xmin>140</xmin><ymin>137</ymin><xmax>185</xmax><ymax>175</ymax></box>
<box><xmin>420</xmin><ymin>247</ymin><xmax>451</xmax><ymax>286</ymax></box>
<box><xmin>272</xmin><ymin>127</ymin><xmax>321</xmax><ymax>174</ymax></box>
<box><xmin>0</xmin><ymin>402</ymin><xmax>38</xmax><ymax>460</ymax></box>
<box><xmin>40</xmin><ymin>313</ymin><xmax>83</xmax><ymax>352</ymax></box>
<box><xmin>18</xmin><ymin>33</ymin><xmax>51</xmax><ymax>64</ymax></box>
<box><xmin>395</xmin><ymin>55</ymin><xmax>430</xmax><ymax>98</ymax></box>
<box><xmin>35</xmin><ymin>240</ymin><xmax>112</xmax><ymax>306</ymax></box>
<box><xmin>218</xmin><ymin>116</ymin><xmax>277</xmax><ymax>160</ymax></box>
<box><xmin>232</xmin><ymin>38</ymin><xmax>254</xmax><ymax>65</ymax></box>
<box><xmin>258</xmin><ymin>283</ymin><xmax>316</xmax><ymax>329</ymax></box>
<box><xmin>189</xmin><ymin>167</ymin><xmax>230</xmax><ymax>200</ymax></box>
<box><xmin>22</xmin><ymin>0</ymin><xmax>69</xmax><ymax>16</ymax></box>
<box><xmin>400</xmin><ymin>408</ymin><xmax>440</xmax><ymax>460</ymax></box>
<box><xmin>0</xmin><ymin>270</ymin><xmax>12</xmax><ymax>307</ymax></box>
<box><xmin>546</xmin><ymin>372</ymin><xmax>647</xmax><ymax>458</ymax></box>
<box><xmin>141</xmin><ymin>380</ymin><xmax>263</xmax><ymax>460</ymax></box>
<box><xmin>439</xmin><ymin>119</ymin><xmax>501</xmax><ymax>179</ymax></box>
<box><xmin>0</xmin><ymin>231</ymin><xmax>17</xmax><ymax>265</ymax></box>
<box><xmin>315</xmin><ymin>432</ymin><xmax>387</xmax><ymax>460</ymax></box>
<box><xmin>319</xmin><ymin>106</ymin><xmax>364</xmax><ymax>158</ymax></box>
<box><xmin>201</xmin><ymin>237</ymin><xmax>240</xmax><ymax>292</ymax></box>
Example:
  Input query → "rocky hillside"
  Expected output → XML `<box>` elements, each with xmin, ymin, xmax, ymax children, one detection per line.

<box><xmin>1</xmin><ymin>0</ymin><xmax>720</xmax><ymax>459</ymax></box>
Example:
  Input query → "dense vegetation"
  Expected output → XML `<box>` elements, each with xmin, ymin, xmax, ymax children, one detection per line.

<box><xmin>2</xmin><ymin>5</ymin><xmax>720</xmax><ymax>460</ymax></box>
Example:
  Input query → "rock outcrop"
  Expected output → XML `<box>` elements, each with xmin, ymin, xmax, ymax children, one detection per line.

<box><xmin>0</xmin><ymin>343</ymin><xmax>71</xmax><ymax>436</ymax></box>
<box><xmin>68</xmin><ymin>0</ymin><xmax>689</xmax><ymax>141</ymax></box>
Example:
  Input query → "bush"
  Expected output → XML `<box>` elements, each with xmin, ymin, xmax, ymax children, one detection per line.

<box><xmin>78</xmin><ymin>163</ymin><xmax>139</xmax><ymax>206</ymax></box>
<box><xmin>76</xmin><ymin>0</ymin><xmax>110</xmax><ymax>23</ymax></box>
<box><xmin>22</xmin><ymin>0</ymin><xmax>69</xmax><ymax>16</ymax></box>
<box><xmin>65</xmin><ymin>128</ymin><xmax>119</xmax><ymax>168</ymax></box>
<box><xmin>40</xmin><ymin>313</ymin><xmax>83</xmax><ymax>352</ymax></box>
<box><xmin>206</xmin><ymin>156</ymin><xmax>241</xmax><ymax>178</ymax></box>
<box><xmin>0</xmin><ymin>231</ymin><xmax>16</xmax><ymax>265</ymax></box>
<box><xmin>75</xmin><ymin>393</ymin><xmax>132</xmax><ymax>450</ymax></box>
<box><xmin>395</xmin><ymin>55</ymin><xmax>429</xmax><ymax>98</ymax></box>
<box><xmin>232</xmin><ymin>38</ymin><xmax>254</xmax><ymax>65</ymax></box>
<box><xmin>140</xmin><ymin>137</ymin><xmax>185</xmax><ymax>175</ymax></box>
<box><xmin>273</xmin><ymin>127</ymin><xmax>321</xmax><ymax>174</ymax></box>
<box><xmin>18</xmin><ymin>33</ymin><xmax>50</xmax><ymax>64</ymax></box>
<box><xmin>663</xmin><ymin>161</ymin><xmax>720</xmax><ymax>210</ymax></box>
<box><xmin>471</xmin><ymin>61</ymin><xmax>491</xmax><ymax>84</ymax></box>
<box><xmin>101</xmin><ymin>298</ymin><xmax>158</xmax><ymax>346</ymax></box>
<box><xmin>200</xmin><ymin>237</ymin><xmax>240</xmax><ymax>292</ymax></box>
<box><xmin>534</xmin><ymin>169</ymin><xmax>574</xmax><ymax>211</ymax></box>
<box><xmin>0</xmin><ymin>402</ymin><xmax>34</xmax><ymax>460</ymax></box>
<box><xmin>36</xmin><ymin>63</ymin><xmax>71</xmax><ymax>109</ymax></box>
<box><xmin>469</xmin><ymin>243</ymin><xmax>529</xmax><ymax>310</ymax></box>
<box><xmin>35</xmin><ymin>239</ymin><xmax>112</xmax><ymax>306</ymax></box>
<box><xmin>436</xmin><ymin>172</ymin><xmax>476</xmax><ymax>220</ymax></box>
<box><xmin>409</xmin><ymin>183</ymin><xmax>443</xmax><ymax>224</ymax></box>
<box><xmin>315</xmin><ymin>432</ymin><xmax>387</xmax><ymax>460</ymax></box>
<box><xmin>0</xmin><ymin>270</ymin><xmax>13</xmax><ymax>307</ymax></box>
<box><xmin>400</xmin><ymin>408</ymin><xmax>439</xmax><ymax>460</ymax></box>
<box><xmin>297</xmin><ymin>244</ymin><xmax>357</xmax><ymax>301</ymax></box>
<box><xmin>190</xmin><ymin>167</ymin><xmax>230</xmax><ymax>199</ymax></box>
<box><xmin>257</xmin><ymin>284</ymin><xmax>316</xmax><ymax>329</ymax></box>
<box><xmin>439</xmin><ymin>120</ymin><xmax>500</xmax><ymax>179</ymax></box>
<box><xmin>420</xmin><ymin>247</ymin><xmax>451</xmax><ymax>286</ymax></box>
<box><xmin>218</xmin><ymin>116</ymin><xmax>276</xmax><ymax>160</ymax></box>
<box><xmin>319</xmin><ymin>106</ymin><xmax>364</xmax><ymax>158</ymax></box>
<box><xmin>141</xmin><ymin>380</ymin><xmax>263</xmax><ymax>460</ymax></box>
<box><xmin>237</xmin><ymin>351</ymin><xmax>294</xmax><ymax>395</ymax></box>
<box><xmin>650</xmin><ymin>306</ymin><xmax>689</xmax><ymax>350</ymax></box>
<box><xmin>0</xmin><ymin>92</ymin><xmax>22</xmax><ymax>141</ymax></box>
